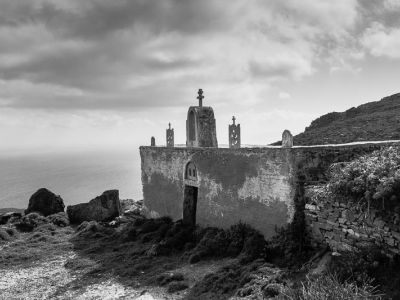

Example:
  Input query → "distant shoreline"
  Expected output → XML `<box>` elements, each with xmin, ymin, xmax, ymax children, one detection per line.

<box><xmin>0</xmin><ymin>208</ymin><xmax>25</xmax><ymax>214</ymax></box>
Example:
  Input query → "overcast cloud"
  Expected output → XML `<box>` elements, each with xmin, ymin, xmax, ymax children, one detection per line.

<box><xmin>0</xmin><ymin>0</ymin><xmax>399</xmax><ymax>150</ymax></box>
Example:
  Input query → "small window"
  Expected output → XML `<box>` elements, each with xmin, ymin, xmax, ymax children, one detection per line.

<box><xmin>185</xmin><ymin>162</ymin><xmax>197</xmax><ymax>181</ymax></box>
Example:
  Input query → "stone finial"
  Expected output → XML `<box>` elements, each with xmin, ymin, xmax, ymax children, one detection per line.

<box><xmin>166</xmin><ymin>123</ymin><xmax>174</xmax><ymax>147</ymax></box>
<box><xmin>229</xmin><ymin>116</ymin><xmax>241</xmax><ymax>149</ymax></box>
<box><xmin>282</xmin><ymin>130</ymin><xmax>293</xmax><ymax>148</ymax></box>
<box><xmin>197</xmin><ymin>89</ymin><xmax>204</xmax><ymax>107</ymax></box>
<box><xmin>151</xmin><ymin>136</ymin><xmax>156</xmax><ymax>146</ymax></box>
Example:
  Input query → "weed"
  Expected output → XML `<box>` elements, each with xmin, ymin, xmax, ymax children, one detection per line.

<box><xmin>48</xmin><ymin>212</ymin><xmax>69</xmax><ymax>227</ymax></box>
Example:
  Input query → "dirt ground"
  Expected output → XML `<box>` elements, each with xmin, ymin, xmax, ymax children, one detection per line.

<box><xmin>0</xmin><ymin>251</ymin><xmax>229</xmax><ymax>300</ymax></box>
<box><xmin>0</xmin><ymin>224</ymin><xmax>236</xmax><ymax>300</ymax></box>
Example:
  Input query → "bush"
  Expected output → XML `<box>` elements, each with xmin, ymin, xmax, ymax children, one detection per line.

<box><xmin>284</xmin><ymin>273</ymin><xmax>382</xmax><ymax>299</ymax></box>
<box><xmin>188</xmin><ymin>222</ymin><xmax>265</xmax><ymax>263</ymax></box>
<box><xmin>15</xmin><ymin>213</ymin><xmax>49</xmax><ymax>232</ymax></box>
<box><xmin>328</xmin><ymin>147</ymin><xmax>400</xmax><ymax>209</ymax></box>
<box><xmin>75</xmin><ymin>221</ymin><xmax>115</xmax><ymax>238</ymax></box>
<box><xmin>47</xmin><ymin>212</ymin><xmax>69</xmax><ymax>227</ymax></box>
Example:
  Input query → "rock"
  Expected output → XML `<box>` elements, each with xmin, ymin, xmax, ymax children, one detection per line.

<box><xmin>25</xmin><ymin>188</ymin><xmax>65</xmax><ymax>217</ymax></box>
<box><xmin>0</xmin><ymin>212</ymin><xmax>22</xmax><ymax>225</ymax></box>
<box><xmin>67</xmin><ymin>190</ymin><xmax>121</xmax><ymax>224</ymax></box>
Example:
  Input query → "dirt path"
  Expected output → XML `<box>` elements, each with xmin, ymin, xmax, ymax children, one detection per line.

<box><xmin>0</xmin><ymin>251</ymin><xmax>175</xmax><ymax>300</ymax></box>
<box><xmin>0</xmin><ymin>248</ymin><xmax>231</xmax><ymax>300</ymax></box>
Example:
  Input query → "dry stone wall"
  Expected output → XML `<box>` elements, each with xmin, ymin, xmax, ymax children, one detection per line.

<box><xmin>305</xmin><ymin>186</ymin><xmax>400</xmax><ymax>257</ymax></box>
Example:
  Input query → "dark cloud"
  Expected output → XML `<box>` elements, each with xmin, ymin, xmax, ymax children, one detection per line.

<box><xmin>0</xmin><ymin>0</ymin><xmax>400</xmax><ymax>112</ymax></box>
<box><xmin>0</xmin><ymin>0</ymin><xmax>229</xmax><ymax>39</ymax></box>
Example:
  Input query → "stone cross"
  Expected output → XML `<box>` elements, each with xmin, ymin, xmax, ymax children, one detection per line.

<box><xmin>151</xmin><ymin>136</ymin><xmax>156</xmax><ymax>146</ymax></box>
<box><xmin>166</xmin><ymin>123</ymin><xmax>174</xmax><ymax>147</ymax></box>
<box><xmin>197</xmin><ymin>89</ymin><xmax>204</xmax><ymax>107</ymax></box>
<box><xmin>229</xmin><ymin>116</ymin><xmax>240</xmax><ymax>149</ymax></box>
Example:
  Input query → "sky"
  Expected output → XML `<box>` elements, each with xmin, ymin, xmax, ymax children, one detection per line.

<box><xmin>0</xmin><ymin>0</ymin><xmax>400</xmax><ymax>153</ymax></box>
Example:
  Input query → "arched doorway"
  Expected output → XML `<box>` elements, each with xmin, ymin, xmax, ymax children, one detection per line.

<box><xmin>183</xmin><ymin>162</ymin><xmax>198</xmax><ymax>226</ymax></box>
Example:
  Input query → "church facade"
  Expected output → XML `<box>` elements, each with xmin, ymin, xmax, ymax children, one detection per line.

<box><xmin>140</xmin><ymin>89</ymin><xmax>298</xmax><ymax>238</ymax></box>
<box><xmin>139</xmin><ymin>89</ymin><xmax>394</xmax><ymax>238</ymax></box>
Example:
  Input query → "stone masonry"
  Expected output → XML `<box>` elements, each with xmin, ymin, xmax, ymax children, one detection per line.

<box><xmin>305</xmin><ymin>186</ymin><xmax>400</xmax><ymax>258</ymax></box>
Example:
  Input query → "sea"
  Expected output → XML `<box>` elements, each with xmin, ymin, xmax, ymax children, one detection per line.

<box><xmin>0</xmin><ymin>148</ymin><xmax>143</xmax><ymax>209</ymax></box>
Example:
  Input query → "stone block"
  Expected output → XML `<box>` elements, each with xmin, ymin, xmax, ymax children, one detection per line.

<box><xmin>341</xmin><ymin>209</ymin><xmax>355</xmax><ymax>222</ymax></box>
<box><xmin>385</xmin><ymin>238</ymin><xmax>396</xmax><ymax>247</ymax></box>
<box><xmin>392</xmin><ymin>231</ymin><xmax>400</xmax><ymax>241</ymax></box>
<box><xmin>325</xmin><ymin>231</ymin><xmax>334</xmax><ymax>240</ymax></box>
<box><xmin>373</xmin><ymin>219</ymin><xmax>386</xmax><ymax>229</ymax></box>
<box><xmin>327</xmin><ymin>220</ymin><xmax>337</xmax><ymax>227</ymax></box>
<box><xmin>305</xmin><ymin>204</ymin><xmax>318</xmax><ymax>211</ymax></box>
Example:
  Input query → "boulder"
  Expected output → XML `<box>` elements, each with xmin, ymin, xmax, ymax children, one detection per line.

<box><xmin>25</xmin><ymin>188</ymin><xmax>65</xmax><ymax>216</ymax></box>
<box><xmin>67</xmin><ymin>190</ymin><xmax>121</xmax><ymax>224</ymax></box>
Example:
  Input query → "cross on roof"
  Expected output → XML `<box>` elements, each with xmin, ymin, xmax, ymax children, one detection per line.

<box><xmin>232</xmin><ymin>116</ymin><xmax>236</xmax><ymax>125</ymax></box>
<box><xmin>197</xmin><ymin>89</ymin><xmax>204</xmax><ymax>107</ymax></box>
<box><xmin>168</xmin><ymin>122</ymin><xmax>171</xmax><ymax>129</ymax></box>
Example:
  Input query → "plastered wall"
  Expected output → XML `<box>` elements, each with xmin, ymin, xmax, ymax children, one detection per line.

<box><xmin>140</xmin><ymin>141</ymin><xmax>400</xmax><ymax>239</ymax></box>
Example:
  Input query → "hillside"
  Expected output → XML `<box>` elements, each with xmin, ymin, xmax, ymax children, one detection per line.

<box><xmin>293</xmin><ymin>93</ymin><xmax>400</xmax><ymax>145</ymax></box>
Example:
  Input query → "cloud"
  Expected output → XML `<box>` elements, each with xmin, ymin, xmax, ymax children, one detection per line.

<box><xmin>279</xmin><ymin>92</ymin><xmax>291</xmax><ymax>100</ymax></box>
<box><xmin>362</xmin><ymin>22</ymin><xmax>400</xmax><ymax>58</ymax></box>
<box><xmin>0</xmin><ymin>0</ymin><xmax>399</xmax><ymax>112</ymax></box>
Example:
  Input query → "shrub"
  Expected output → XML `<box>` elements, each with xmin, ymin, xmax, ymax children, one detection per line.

<box><xmin>188</xmin><ymin>222</ymin><xmax>265</xmax><ymax>263</ymax></box>
<box><xmin>15</xmin><ymin>213</ymin><xmax>49</xmax><ymax>232</ymax></box>
<box><xmin>47</xmin><ymin>212</ymin><xmax>69</xmax><ymax>227</ymax></box>
<box><xmin>5</xmin><ymin>227</ymin><xmax>18</xmax><ymax>237</ymax></box>
<box><xmin>328</xmin><ymin>146</ymin><xmax>400</xmax><ymax>209</ymax></box>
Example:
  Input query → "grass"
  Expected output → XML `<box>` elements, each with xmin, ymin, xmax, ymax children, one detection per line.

<box><xmin>186</xmin><ymin>260</ymin><xmax>265</xmax><ymax>300</ymax></box>
<box><xmin>1</xmin><ymin>212</ymin><xmax>392</xmax><ymax>299</ymax></box>
<box><xmin>283</xmin><ymin>273</ymin><xmax>383</xmax><ymax>299</ymax></box>
<box><xmin>0</xmin><ymin>225</ymin><xmax>74</xmax><ymax>268</ymax></box>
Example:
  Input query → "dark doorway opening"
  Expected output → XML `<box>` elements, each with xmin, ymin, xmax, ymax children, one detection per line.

<box><xmin>183</xmin><ymin>185</ymin><xmax>198</xmax><ymax>226</ymax></box>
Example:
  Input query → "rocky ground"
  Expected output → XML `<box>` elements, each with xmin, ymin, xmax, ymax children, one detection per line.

<box><xmin>0</xmin><ymin>204</ymin><xmax>289</xmax><ymax>300</ymax></box>
<box><xmin>0</xmin><ymin>197</ymin><xmax>388</xmax><ymax>300</ymax></box>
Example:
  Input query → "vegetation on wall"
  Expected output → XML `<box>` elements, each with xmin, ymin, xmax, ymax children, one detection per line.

<box><xmin>327</xmin><ymin>146</ymin><xmax>400</xmax><ymax>210</ymax></box>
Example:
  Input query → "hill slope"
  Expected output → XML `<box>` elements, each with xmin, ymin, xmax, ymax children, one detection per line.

<box><xmin>293</xmin><ymin>93</ymin><xmax>400</xmax><ymax>145</ymax></box>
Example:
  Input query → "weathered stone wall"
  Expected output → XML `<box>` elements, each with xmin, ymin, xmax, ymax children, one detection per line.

<box><xmin>140</xmin><ymin>141</ymin><xmax>400</xmax><ymax>240</ymax></box>
<box><xmin>140</xmin><ymin>147</ymin><xmax>297</xmax><ymax>238</ymax></box>
<box><xmin>305</xmin><ymin>187</ymin><xmax>400</xmax><ymax>257</ymax></box>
